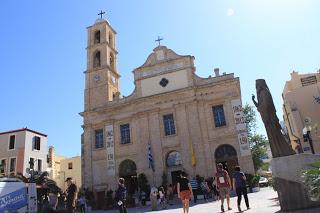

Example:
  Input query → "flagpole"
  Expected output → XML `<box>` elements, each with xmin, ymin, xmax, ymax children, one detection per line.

<box><xmin>190</xmin><ymin>142</ymin><xmax>197</xmax><ymax>175</ymax></box>
<box><xmin>148</xmin><ymin>142</ymin><xmax>156</xmax><ymax>186</ymax></box>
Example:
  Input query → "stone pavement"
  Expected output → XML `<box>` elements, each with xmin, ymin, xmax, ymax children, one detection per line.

<box><xmin>91</xmin><ymin>187</ymin><xmax>320</xmax><ymax>213</ymax></box>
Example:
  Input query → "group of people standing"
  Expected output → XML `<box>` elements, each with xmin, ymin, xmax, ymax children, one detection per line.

<box><xmin>114</xmin><ymin>163</ymin><xmax>250</xmax><ymax>213</ymax></box>
<box><xmin>177</xmin><ymin>163</ymin><xmax>250</xmax><ymax>213</ymax></box>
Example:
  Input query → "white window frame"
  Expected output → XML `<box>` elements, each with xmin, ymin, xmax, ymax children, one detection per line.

<box><xmin>9</xmin><ymin>156</ymin><xmax>17</xmax><ymax>175</ymax></box>
<box><xmin>8</xmin><ymin>134</ymin><xmax>16</xmax><ymax>151</ymax></box>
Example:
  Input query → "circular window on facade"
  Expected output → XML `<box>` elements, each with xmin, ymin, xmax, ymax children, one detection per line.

<box><xmin>159</xmin><ymin>78</ymin><xmax>169</xmax><ymax>87</ymax></box>
<box><xmin>166</xmin><ymin>151</ymin><xmax>182</xmax><ymax>167</ymax></box>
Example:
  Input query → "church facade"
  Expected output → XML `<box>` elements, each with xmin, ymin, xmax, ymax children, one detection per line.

<box><xmin>80</xmin><ymin>18</ymin><xmax>254</xmax><ymax>195</ymax></box>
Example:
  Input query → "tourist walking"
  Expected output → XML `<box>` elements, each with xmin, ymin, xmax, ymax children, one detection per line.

<box><xmin>150</xmin><ymin>186</ymin><xmax>158</xmax><ymax>211</ymax></box>
<box><xmin>211</xmin><ymin>177</ymin><xmax>219</xmax><ymax>201</ymax></box>
<box><xmin>233</xmin><ymin>166</ymin><xmax>250</xmax><ymax>212</ymax></box>
<box><xmin>115</xmin><ymin>178</ymin><xmax>127</xmax><ymax>213</ymax></box>
<box><xmin>139</xmin><ymin>190</ymin><xmax>146</xmax><ymax>206</ymax></box>
<box><xmin>65</xmin><ymin>177</ymin><xmax>78</xmax><ymax>213</ymax></box>
<box><xmin>167</xmin><ymin>184</ymin><xmax>174</xmax><ymax>205</ymax></box>
<box><xmin>159</xmin><ymin>186</ymin><xmax>167</xmax><ymax>209</ymax></box>
<box><xmin>215</xmin><ymin>163</ymin><xmax>232</xmax><ymax>212</ymax></box>
<box><xmin>78</xmin><ymin>194</ymin><xmax>87</xmax><ymax>213</ymax></box>
<box><xmin>177</xmin><ymin>172</ymin><xmax>193</xmax><ymax>213</ymax></box>
<box><xmin>190</xmin><ymin>176</ymin><xmax>199</xmax><ymax>203</ymax></box>
<box><xmin>200</xmin><ymin>178</ymin><xmax>210</xmax><ymax>202</ymax></box>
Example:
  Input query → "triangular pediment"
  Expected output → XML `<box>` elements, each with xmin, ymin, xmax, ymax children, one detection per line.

<box><xmin>135</xmin><ymin>46</ymin><xmax>186</xmax><ymax>70</ymax></box>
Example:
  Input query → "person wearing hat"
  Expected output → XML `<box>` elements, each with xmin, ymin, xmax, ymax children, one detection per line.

<box><xmin>65</xmin><ymin>177</ymin><xmax>78</xmax><ymax>213</ymax></box>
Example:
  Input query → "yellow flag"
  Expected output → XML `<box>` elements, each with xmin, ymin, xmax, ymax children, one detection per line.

<box><xmin>190</xmin><ymin>143</ymin><xmax>196</xmax><ymax>167</ymax></box>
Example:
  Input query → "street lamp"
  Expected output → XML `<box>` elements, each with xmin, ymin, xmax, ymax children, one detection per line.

<box><xmin>302</xmin><ymin>125</ymin><xmax>315</xmax><ymax>154</ymax></box>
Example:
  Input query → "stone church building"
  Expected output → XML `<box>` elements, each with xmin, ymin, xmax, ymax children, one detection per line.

<box><xmin>80</xmin><ymin>17</ymin><xmax>254</xmax><ymax>197</ymax></box>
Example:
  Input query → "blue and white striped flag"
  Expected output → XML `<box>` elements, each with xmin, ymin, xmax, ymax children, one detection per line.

<box><xmin>148</xmin><ymin>143</ymin><xmax>155</xmax><ymax>172</ymax></box>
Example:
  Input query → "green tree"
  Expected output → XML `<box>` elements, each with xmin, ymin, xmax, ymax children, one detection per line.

<box><xmin>302</xmin><ymin>161</ymin><xmax>320</xmax><ymax>201</ymax></box>
<box><xmin>243</xmin><ymin>103</ymin><xmax>257</xmax><ymax>137</ymax></box>
<box><xmin>243</xmin><ymin>104</ymin><xmax>269</xmax><ymax>172</ymax></box>
<box><xmin>137</xmin><ymin>173</ymin><xmax>149</xmax><ymax>193</ymax></box>
<box><xmin>249</xmin><ymin>134</ymin><xmax>268</xmax><ymax>171</ymax></box>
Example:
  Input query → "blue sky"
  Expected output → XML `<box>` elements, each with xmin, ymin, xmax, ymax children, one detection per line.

<box><xmin>0</xmin><ymin>1</ymin><xmax>319</xmax><ymax>157</ymax></box>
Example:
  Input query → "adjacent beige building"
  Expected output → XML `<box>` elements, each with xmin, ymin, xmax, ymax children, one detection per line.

<box><xmin>48</xmin><ymin>146</ymin><xmax>81</xmax><ymax>191</ymax></box>
<box><xmin>282</xmin><ymin>71</ymin><xmax>320</xmax><ymax>154</ymax></box>
<box><xmin>80</xmin><ymin>18</ymin><xmax>254</xmax><ymax>199</ymax></box>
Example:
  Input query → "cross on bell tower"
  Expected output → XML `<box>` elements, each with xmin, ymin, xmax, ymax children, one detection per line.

<box><xmin>98</xmin><ymin>10</ymin><xmax>105</xmax><ymax>19</ymax></box>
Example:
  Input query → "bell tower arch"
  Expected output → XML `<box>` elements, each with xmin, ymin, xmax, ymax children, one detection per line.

<box><xmin>84</xmin><ymin>16</ymin><xmax>120</xmax><ymax>110</ymax></box>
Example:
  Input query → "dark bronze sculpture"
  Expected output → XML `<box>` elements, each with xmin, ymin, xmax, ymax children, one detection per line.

<box><xmin>252</xmin><ymin>79</ymin><xmax>295</xmax><ymax>158</ymax></box>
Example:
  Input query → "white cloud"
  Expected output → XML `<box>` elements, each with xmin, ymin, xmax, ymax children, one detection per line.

<box><xmin>227</xmin><ymin>8</ymin><xmax>235</xmax><ymax>16</ymax></box>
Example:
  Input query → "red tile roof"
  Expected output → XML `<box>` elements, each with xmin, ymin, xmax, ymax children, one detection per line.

<box><xmin>0</xmin><ymin>128</ymin><xmax>47</xmax><ymax>137</ymax></box>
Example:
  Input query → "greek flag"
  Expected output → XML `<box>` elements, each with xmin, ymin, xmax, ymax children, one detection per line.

<box><xmin>148</xmin><ymin>143</ymin><xmax>155</xmax><ymax>172</ymax></box>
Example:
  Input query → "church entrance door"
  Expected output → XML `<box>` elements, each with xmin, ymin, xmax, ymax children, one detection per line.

<box><xmin>96</xmin><ymin>191</ymin><xmax>105</xmax><ymax>209</ymax></box>
<box><xmin>215</xmin><ymin>144</ymin><xmax>239</xmax><ymax>175</ymax></box>
<box><xmin>171</xmin><ymin>170</ymin><xmax>183</xmax><ymax>193</ymax></box>
<box><xmin>119</xmin><ymin>159</ymin><xmax>138</xmax><ymax>205</ymax></box>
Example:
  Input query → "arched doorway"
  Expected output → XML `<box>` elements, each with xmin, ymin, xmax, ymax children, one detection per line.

<box><xmin>215</xmin><ymin>144</ymin><xmax>238</xmax><ymax>175</ymax></box>
<box><xmin>119</xmin><ymin>159</ymin><xmax>138</xmax><ymax>196</ymax></box>
<box><xmin>166</xmin><ymin>151</ymin><xmax>183</xmax><ymax>192</ymax></box>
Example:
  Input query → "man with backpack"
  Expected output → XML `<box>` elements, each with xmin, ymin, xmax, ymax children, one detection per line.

<box><xmin>214</xmin><ymin>163</ymin><xmax>232</xmax><ymax>212</ymax></box>
<box><xmin>233</xmin><ymin>166</ymin><xmax>250</xmax><ymax>212</ymax></box>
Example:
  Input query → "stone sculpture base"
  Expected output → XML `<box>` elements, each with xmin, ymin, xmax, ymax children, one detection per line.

<box><xmin>271</xmin><ymin>154</ymin><xmax>320</xmax><ymax>211</ymax></box>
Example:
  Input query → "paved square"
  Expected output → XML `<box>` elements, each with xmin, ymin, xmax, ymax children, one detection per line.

<box><xmin>92</xmin><ymin>188</ymin><xmax>320</xmax><ymax>213</ymax></box>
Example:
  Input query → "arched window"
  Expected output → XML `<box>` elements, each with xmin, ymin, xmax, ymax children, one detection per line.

<box><xmin>109</xmin><ymin>32</ymin><xmax>113</xmax><ymax>47</ymax></box>
<box><xmin>119</xmin><ymin>159</ymin><xmax>137</xmax><ymax>177</ymax></box>
<box><xmin>109</xmin><ymin>53</ymin><xmax>114</xmax><ymax>69</ymax></box>
<box><xmin>93</xmin><ymin>51</ymin><xmax>101</xmax><ymax>68</ymax></box>
<box><xmin>214</xmin><ymin>144</ymin><xmax>237</xmax><ymax>161</ymax></box>
<box><xmin>94</xmin><ymin>31</ymin><xmax>100</xmax><ymax>44</ymax></box>
<box><xmin>166</xmin><ymin>151</ymin><xmax>182</xmax><ymax>167</ymax></box>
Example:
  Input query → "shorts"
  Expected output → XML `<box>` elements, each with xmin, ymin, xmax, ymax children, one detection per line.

<box><xmin>180</xmin><ymin>190</ymin><xmax>191</xmax><ymax>200</ymax></box>
<box><xmin>219</xmin><ymin>187</ymin><xmax>230</xmax><ymax>198</ymax></box>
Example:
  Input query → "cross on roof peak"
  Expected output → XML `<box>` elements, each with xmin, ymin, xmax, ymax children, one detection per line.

<box><xmin>155</xmin><ymin>36</ymin><xmax>163</xmax><ymax>46</ymax></box>
<box><xmin>98</xmin><ymin>10</ymin><xmax>106</xmax><ymax>19</ymax></box>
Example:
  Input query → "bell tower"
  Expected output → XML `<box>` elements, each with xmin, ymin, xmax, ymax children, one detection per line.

<box><xmin>84</xmin><ymin>14</ymin><xmax>120</xmax><ymax>110</ymax></box>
